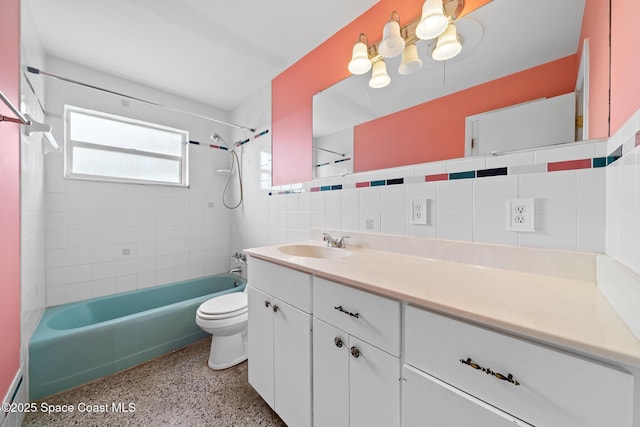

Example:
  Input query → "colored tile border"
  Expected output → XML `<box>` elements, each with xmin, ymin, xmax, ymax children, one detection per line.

<box><xmin>425</xmin><ymin>173</ymin><xmax>448</xmax><ymax>182</ymax></box>
<box><xmin>592</xmin><ymin>157</ymin><xmax>607</xmax><ymax>168</ymax></box>
<box><xmin>387</xmin><ymin>178</ymin><xmax>404</xmax><ymax>185</ymax></box>
<box><xmin>270</xmin><ymin>142</ymin><xmax>636</xmax><ymax>196</ymax></box>
<box><xmin>449</xmin><ymin>171</ymin><xmax>476</xmax><ymax>180</ymax></box>
<box><xmin>547</xmin><ymin>159</ymin><xmax>591</xmax><ymax>172</ymax></box>
<box><xmin>476</xmin><ymin>167</ymin><xmax>507</xmax><ymax>178</ymax></box>
<box><xmin>188</xmin><ymin>129</ymin><xmax>269</xmax><ymax>152</ymax></box>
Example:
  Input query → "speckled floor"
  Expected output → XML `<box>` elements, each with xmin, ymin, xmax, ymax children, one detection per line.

<box><xmin>23</xmin><ymin>338</ymin><xmax>286</xmax><ymax>427</ymax></box>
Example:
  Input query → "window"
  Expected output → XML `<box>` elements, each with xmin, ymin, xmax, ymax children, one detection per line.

<box><xmin>65</xmin><ymin>106</ymin><xmax>189</xmax><ymax>186</ymax></box>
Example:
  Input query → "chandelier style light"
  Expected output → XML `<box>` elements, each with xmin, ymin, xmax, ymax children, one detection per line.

<box><xmin>347</xmin><ymin>0</ymin><xmax>465</xmax><ymax>88</ymax></box>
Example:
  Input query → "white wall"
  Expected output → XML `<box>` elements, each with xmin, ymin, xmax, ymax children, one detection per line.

<box><xmin>231</xmin><ymin>87</ymin><xmax>608</xmax><ymax>255</ymax></box>
<box><xmin>42</xmin><ymin>57</ymin><xmax>234</xmax><ymax>306</ymax></box>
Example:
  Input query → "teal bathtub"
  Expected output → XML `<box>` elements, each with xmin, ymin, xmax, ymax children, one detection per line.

<box><xmin>29</xmin><ymin>274</ymin><xmax>246</xmax><ymax>400</ymax></box>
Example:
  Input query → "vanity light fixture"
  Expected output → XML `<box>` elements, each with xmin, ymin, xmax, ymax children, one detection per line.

<box><xmin>416</xmin><ymin>0</ymin><xmax>449</xmax><ymax>40</ymax></box>
<box><xmin>369</xmin><ymin>60</ymin><xmax>391</xmax><ymax>88</ymax></box>
<box><xmin>378</xmin><ymin>11</ymin><xmax>405</xmax><ymax>58</ymax></box>
<box><xmin>399</xmin><ymin>43</ymin><xmax>423</xmax><ymax>75</ymax></box>
<box><xmin>346</xmin><ymin>0</ymin><xmax>466</xmax><ymax>88</ymax></box>
<box><xmin>432</xmin><ymin>22</ymin><xmax>463</xmax><ymax>61</ymax></box>
<box><xmin>348</xmin><ymin>33</ymin><xmax>373</xmax><ymax>75</ymax></box>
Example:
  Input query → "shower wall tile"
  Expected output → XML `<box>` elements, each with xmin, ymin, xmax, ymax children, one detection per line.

<box><xmin>473</xmin><ymin>175</ymin><xmax>519</xmax><ymax>246</ymax></box>
<box><xmin>44</xmin><ymin>143</ymin><xmax>234</xmax><ymax>305</ymax></box>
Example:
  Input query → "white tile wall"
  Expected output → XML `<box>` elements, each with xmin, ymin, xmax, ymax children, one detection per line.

<box><xmin>19</xmin><ymin>2</ymin><xmax>48</xmax><ymax>408</ymax></box>
<box><xmin>437</xmin><ymin>180</ymin><xmax>473</xmax><ymax>241</ymax></box>
<box><xmin>44</xmin><ymin>147</ymin><xmax>232</xmax><ymax>305</ymax></box>
<box><xmin>229</xmin><ymin>84</ymin><xmax>623</xmax><ymax>265</ymax></box>
<box><xmin>42</xmin><ymin>59</ymin><xmax>235</xmax><ymax>305</ymax></box>
<box><xmin>473</xmin><ymin>175</ymin><xmax>519</xmax><ymax>246</ymax></box>
<box><xmin>607</xmin><ymin>109</ymin><xmax>640</xmax><ymax>276</ymax></box>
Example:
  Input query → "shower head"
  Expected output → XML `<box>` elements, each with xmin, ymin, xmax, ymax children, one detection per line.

<box><xmin>211</xmin><ymin>133</ymin><xmax>226</xmax><ymax>146</ymax></box>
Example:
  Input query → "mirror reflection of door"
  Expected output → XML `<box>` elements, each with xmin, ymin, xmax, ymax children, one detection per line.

<box><xmin>575</xmin><ymin>39</ymin><xmax>590</xmax><ymax>141</ymax></box>
<box><xmin>466</xmin><ymin>93</ymin><xmax>577</xmax><ymax>157</ymax></box>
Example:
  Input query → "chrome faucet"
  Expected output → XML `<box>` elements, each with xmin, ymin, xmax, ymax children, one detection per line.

<box><xmin>323</xmin><ymin>233</ymin><xmax>350</xmax><ymax>248</ymax></box>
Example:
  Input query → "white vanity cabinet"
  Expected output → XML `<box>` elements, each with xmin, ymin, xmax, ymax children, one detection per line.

<box><xmin>313</xmin><ymin>277</ymin><xmax>402</xmax><ymax>427</ymax></box>
<box><xmin>247</xmin><ymin>258</ymin><xmax>312</xmax><ymax>427</ymax></box>
<box><xmin>404</xmin><ymin>305</ymin><xmax>635</xmax><ymax>427</ymax></box>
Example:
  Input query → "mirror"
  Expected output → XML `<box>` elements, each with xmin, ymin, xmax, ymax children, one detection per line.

<box><xmin>313</xmin><ymin>0</ymin><xmax>597</xmax><ymax>177</ymax></box>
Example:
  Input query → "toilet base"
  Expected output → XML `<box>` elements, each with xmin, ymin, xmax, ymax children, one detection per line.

<box><xmin>207</xmin><ymin>329</ymin><xmax>248</xmax><ymax>370</ymax></box>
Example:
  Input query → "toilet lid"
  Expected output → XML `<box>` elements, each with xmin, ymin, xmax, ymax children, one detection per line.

<box><xmin>199</xmin><ymin>292</ymin><xmax>247</xmax><ymax>316</ymax></box>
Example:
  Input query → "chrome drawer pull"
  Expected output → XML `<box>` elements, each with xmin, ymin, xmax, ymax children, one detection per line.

<box><xmin>334</xmin><ymin>305</ymin><xmax>360</xmax><ymax>318</ymax></box>
<box><xmin>460</xmin><ymin>357</ymin><xmax>521</xmax><ymax>386</ymax></box>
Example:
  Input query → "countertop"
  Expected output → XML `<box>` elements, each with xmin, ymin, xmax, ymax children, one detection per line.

<box><xmin>244</xmin><ymin>241</ymin><xmax>640</xmax><ymax>369</ymax></box>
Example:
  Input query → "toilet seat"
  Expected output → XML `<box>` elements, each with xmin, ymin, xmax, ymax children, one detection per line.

<box><xmin>197</xmin><ymin>292</ymin><xmax>247</xmax><ymax>320</ymax></box>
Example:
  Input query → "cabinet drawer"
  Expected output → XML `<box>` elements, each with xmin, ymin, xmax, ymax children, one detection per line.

<box><xmin>248</xmin><ymin>257</ymin><xmax>312</xmax><ymax>313</ymax></box>
<box><xmin>403</xmin><ymin>365</ymin><xmax>532</xmax><ymax>427</ymax></box>
<box><xmin>313</xmin><ymin>277</ymin><xmax>401</xmax><ymax>356</ymax></box>
<box><xmin>405</xmin><ymin>305</ymin><xmax>634</xmax><ymax>427</ymax></box>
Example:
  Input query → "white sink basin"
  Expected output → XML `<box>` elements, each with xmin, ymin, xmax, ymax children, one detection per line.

<box><xmin>277</xmin><ymin>244</ymin><xmax>351</xmax><ymax>259</ymax></box>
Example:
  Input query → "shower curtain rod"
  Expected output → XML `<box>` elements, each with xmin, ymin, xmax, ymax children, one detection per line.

<box><xmin>0</xmin><ymin>89</ymin><xmax>30</xmax><ymax>125</ymax></box>
<box><xmin>26</xmin><ymin>66</ymin><xmax>256</xmax><ymax>133</ymax></box>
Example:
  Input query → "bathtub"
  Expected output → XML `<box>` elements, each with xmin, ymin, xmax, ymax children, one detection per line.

<box><xmin>29</xmin><ymin>274</ymin><xmax>246</xmax><ymax>400</ymax></box>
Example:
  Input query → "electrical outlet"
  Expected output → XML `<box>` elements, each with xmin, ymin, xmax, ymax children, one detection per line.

<box><xmin>411</xmin><ymin>199</ymin><xmax>428</xmax><ymax>225</ymax></box>
<box><xmin>507</xmin><ymin>198</ymin><xmax>535</xmax><ymax>232</ymax></box>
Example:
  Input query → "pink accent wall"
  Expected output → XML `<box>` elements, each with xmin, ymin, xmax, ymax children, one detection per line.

<box><xmin>579</xmin><ymin>0</ymin><xmax>611</xmax><ymax>138</ymax></box>
<box><xmin>610</xmin><ymin>0</ymin><xmax>640</xmax><ymax>134</ymax></box>
<box><xmin>271</xmin><ymin>0</ymin><xmax>492</xmax><ymax>185</ymax></box>
<box><xmin>354</xmin><ymin>56</ymin><xmax>578</xmax><ymax>171</ymax></box>
<box><xmin>0</xmin><ymin>0</ymin><xmax>22</xmax><ymax>399</ymax></box>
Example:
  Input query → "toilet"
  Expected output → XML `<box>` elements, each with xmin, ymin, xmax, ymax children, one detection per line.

<box><xmin>195</xmin><ymin>288</ymin><xmax>248</xmax><ymax>370</ymax></box>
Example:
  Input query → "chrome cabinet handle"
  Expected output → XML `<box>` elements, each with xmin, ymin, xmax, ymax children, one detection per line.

<box><xmin>334</xmin><ymin>337</ymin><xmax>344</xmax><ymax>348</ymax></box>
<box><xmin>272</xmin><ymin>305</ymin><xmax>279</xmax><ymax>313</ymax></box>
<box><xmin>265</xmin><ymin>301</ymin><xmax>271</xmax><ymax>308</ymax></box>
<box><xmin>460</xmin><ymin>357</ymin><xmax>520</xmax><ymax>386</ymax></box>
<box><xmin>334</xmin><ymin>305</ymin><xmax>360</xmax><ymax>318</ymax></box>
<box><xmin>350</xmin><ymin>346</ymin><xmax>360</xmax><ymax>358</ymax></box>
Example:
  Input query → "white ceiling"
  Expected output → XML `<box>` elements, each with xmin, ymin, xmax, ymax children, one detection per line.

<box><xmin>25</xmin><ymin>0</ymin><xmax>380</xmax><ymax>111</ymax></box>
<box><xmin>25</xmin><ymin>0</ymin><xmax>586</xmax><ymax>115</ymax></box>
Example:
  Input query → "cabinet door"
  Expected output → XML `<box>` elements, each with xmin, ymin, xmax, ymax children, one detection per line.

<box><xmin>273</xmin><ymin>298</ymin><xmax>312</xmax><ymax>427</ymax></box>
<box><xmin>313</xmin><ymin>318</ymin><xmax>349</xmax><ymax>427</ymax></box>
<box><xmin>403</xmin><ymin>365</ymin><xmax>533</xmax><ymax>427</ymax></box>
<box><xmin>349</xmin><ymin>336</ymin><xmax>400</xmax><ymax>427</ymax></box>
<box><xmin>247</xmin><ymin>286</ymin><xmax>274</xmax><ymax>408</ymax></box>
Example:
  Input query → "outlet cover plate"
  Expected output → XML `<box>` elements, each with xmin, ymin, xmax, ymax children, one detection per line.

<box><xmin>507</xmin><ymin>198</ymin><xmax>536</xmax><ymax>232</ymax></box>
<box><xmin>411</xmin><ymin>199</ymin><xmax>428</xmax><ymax>225</ymax></box>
